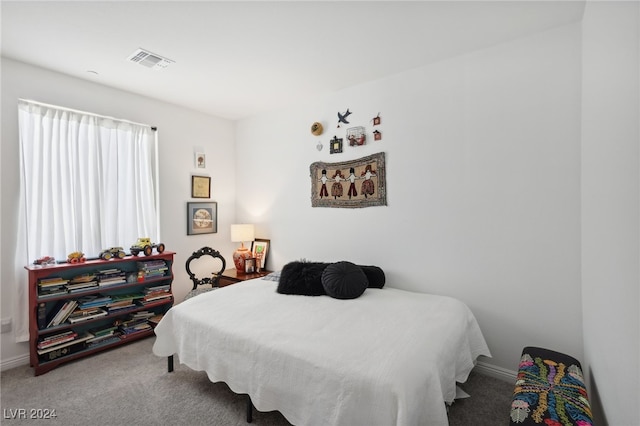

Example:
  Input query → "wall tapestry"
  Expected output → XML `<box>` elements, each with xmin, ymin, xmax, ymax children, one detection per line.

<box><xmin>310</xmin><ymin>152</ymin><xmax>386</xmax><ymax>208</ymax></box>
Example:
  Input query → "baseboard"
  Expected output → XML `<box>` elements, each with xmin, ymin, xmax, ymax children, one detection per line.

<box><xmin>1</xmin><ymin>353</ymin><xmax>30</xmax><ymax>372</ymax></box>
<box><xmin>474</xmin><ymin>360</ymin><xmax>517</xmax><ymax>383</ymax></box>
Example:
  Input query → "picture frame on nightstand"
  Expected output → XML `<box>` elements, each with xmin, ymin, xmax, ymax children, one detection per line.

<box><xmin>251</xmin><ymin>239</ymin><xmax>270</xmax><ymax>270</ymax></box>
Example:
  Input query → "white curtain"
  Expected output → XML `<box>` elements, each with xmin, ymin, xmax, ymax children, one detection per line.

<box><xmin>13</xmin><ymin>100</ymin><xmax>159</xmax><ymax>341</ymax></box>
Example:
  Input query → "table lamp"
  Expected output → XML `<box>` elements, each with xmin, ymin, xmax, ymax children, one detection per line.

<box><xmin>231</xmin><ymin>224</ymin><xmax>255</xmax><ymax>273</ymax></box>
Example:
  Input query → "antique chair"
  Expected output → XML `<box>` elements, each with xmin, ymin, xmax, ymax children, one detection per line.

<box><xmin>184</xmin><ymin>247</ymin><xmax>226</xmax><ymax>300</ymax></box>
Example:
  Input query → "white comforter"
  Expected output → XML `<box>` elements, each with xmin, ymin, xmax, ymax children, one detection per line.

<box><xmin>152</xmin><ymin>279</ymin><xmax>490</xmax><ymax>426</ymax></box>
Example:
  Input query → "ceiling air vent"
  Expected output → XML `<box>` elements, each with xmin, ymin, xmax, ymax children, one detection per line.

<box><xmin>127</xmin><ymin>48</ymin><xmax>174</xmax><ymax>70</ymax></box>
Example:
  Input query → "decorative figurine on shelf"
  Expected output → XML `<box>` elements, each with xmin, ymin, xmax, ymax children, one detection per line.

<box><xmin>99</xmin><ymin>247</ymin><xmax>126</xmax><ymax>261</ymax></box>
<box><xmin>67</xmin><ymin>251</ymin><xmax>86</xmax><ymax>264</ymax></box>
<box><xmin>130</xmin><ymin>237</ymin><xmax>166</xmax><ymax>256</ymax></box>
<box><xmin>33</xmin><ymin>256</ymin><xmax>56</xmax><ymax>267</ymax></box>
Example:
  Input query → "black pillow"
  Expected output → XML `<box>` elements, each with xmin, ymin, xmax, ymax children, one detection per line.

<box><xmin>321</xmin><ymin>261</ymin><xmax>369</xmax><ymax>299</ymax></box>
<box><xmin>360</xmin><ymin>265</ymin><xmax>385</xmax><ymax>288</ymax></box>
<box><xmin>277</xmin><ymin>260</ymin><xmax>328</xmax><ymax>296</ymax></box>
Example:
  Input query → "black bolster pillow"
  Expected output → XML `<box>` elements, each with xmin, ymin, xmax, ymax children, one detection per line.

<box><xmin>360</xmin><ymin>265</ymin><xmax>385</xmax><ymax>289</ymax></box>
<box><xmin>277</xmin><ymin>261</ymin><xmax>386</xmax><ymax>295</ymax></box>
<box><xmin>321</xmin><ymin>261</ymin><xmax>369</xmax><ymax>299</ymax></box>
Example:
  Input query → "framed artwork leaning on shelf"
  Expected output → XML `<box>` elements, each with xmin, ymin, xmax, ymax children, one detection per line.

<box><xmin>187</xmin><ymin>202</ymin><xmax>217</xmax><ymax>235</ymax></box>
<box><xmin>251</xmin><ymin>238</ymin><xmax>270</xmax><ymax>270</ymax></box>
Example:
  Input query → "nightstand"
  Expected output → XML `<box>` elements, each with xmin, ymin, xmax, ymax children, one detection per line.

<box><xmin>218</xmin><ymin>268</ymin><xmax>273</xmax><ymax>287</ymax></box>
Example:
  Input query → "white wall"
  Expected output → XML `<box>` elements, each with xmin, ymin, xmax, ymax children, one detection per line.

<box><xmin>0</xmin><ymin>58</ymin><xmax>237</xmax><ymax>365</ymax></box>
<box><xmin>581</xmin><ymin>2</ymin><xmax>639</xmax><ymax>425</ymax></box>
<box><xmin>236</xmin><ymin>23</ymin><xmax>584</xmax><ymax>373</ymax></box>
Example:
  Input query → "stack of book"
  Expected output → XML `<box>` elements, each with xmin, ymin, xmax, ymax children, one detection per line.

<box><xmin>38</xmin><ymin>277</ymin><xmax>69</xmax><ymax>298</ymax></box>
<box><xmin>65</xmin><ymin>273</ymin><xmax>98</xmax><ymax>293</ymax></box>
<box><xmin>139</xmin><ymin>284</ymin><xmax>171</xmax><ymax>305</ymax></box>
<box><xmin>45</xmin><ymin>300</ymin><xmax>78</xmax><ymax>328</ymax></box>
<box><xmin>148</xmin><ymin>313</ymin><xmax>164</xmax><ymax>326</ymax></box>
<box><xmin>37</xmin><ymin>331</ymin><xmax>94</xmax><ymax>361</ymax></box>
<box><xmin>96</xmin><ymin>268</ymin><xmax>127</xmax><ymax>288</ymax></box>
<box><xmin>77</xmin><ymin>294</ymin><xmax>112</xmax><ymax>309</ymax></box>
<box><xmin>137</xmin><ymin>260</ymin><xmax>168</xmax><ymax>280</ymax></box>
<box><xmin>37</xmin><ymin>330</ymin><xmax>78</xmax><ymax>350</ymax></box>
<box><xmin>118</xmin><ymin>313</ymin><xmax>153</xmax><ymax>336</ymax></box>
<box><xmin>86</xmin><ymin>324</ymin><xmax>121</xmax><ymax>349</ymax></box>
<box><xmin>105</xmin><ymin>293</ymin><xmax>144</xmax><ymax>313</ymax></box>
<box><xmin>67</xmin><ymin>307</ymin><xmax>108</xmax><ymax>323</ymax></box>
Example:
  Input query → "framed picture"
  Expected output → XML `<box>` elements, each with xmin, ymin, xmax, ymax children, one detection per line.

<box><xmin>187</xmin><ymin>202</ymin><xmax>217</xmax><ymax>235</ymax></box>
<box><xmin>251</xmin><ymin>238</ymin><xmax>270</xmax><ymax>270</ymax></box>
<box><xmin>330</xmin><ymin>136</ymin><xmax>343</xmax><ymax>154</ymax></box>
<box><xmin>191</xmin><ymin>175</ymin><xmax>211</xmax><ymax>199</ymax></box>
<box><xmin>195</xmin><ymin>152</ymin><xmax>206</xmax><ymax>168</ymax></box>
<box><xmin>244</xmin><ymin>258</ymin><xmax>255</xmax><ymax>274</ymax></box>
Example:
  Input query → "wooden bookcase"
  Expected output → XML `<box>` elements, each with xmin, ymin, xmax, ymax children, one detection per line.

<box><xmin>26</xmin><ymin>251</ymin><xmax>175</xmax><ymax>375</ymax></box>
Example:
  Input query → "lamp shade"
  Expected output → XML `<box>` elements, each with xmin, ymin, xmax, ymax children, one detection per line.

<box><xmin>230</xmin><ymin>224</ymin><xmax>255</xmax><ymax>243</ymax></box>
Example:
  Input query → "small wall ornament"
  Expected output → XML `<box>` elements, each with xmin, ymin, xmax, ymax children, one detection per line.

<box><xmin>347</xmin><ymin>126</ymin><xmax>366</xmax><ymax>146</ymax></box>
<box><xmin>337</xmin><ymin>108</ymin><xmax>352</xmax><ymax>128</ymax></box>
<box><xmin>330</xmin><ymin>136</ymin><xmax>343</xmax><ymax>154</ymax></box>
<box><xmin>311</xmin><ymin>122</ymin><xmax>324</xmax><ymax>136</ymax></box>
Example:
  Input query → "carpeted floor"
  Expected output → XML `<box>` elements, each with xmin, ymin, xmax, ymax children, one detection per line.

<box><xmin>1</xmin><ymin>338</ymin><xmax>514</xmax><ymax>425</ymax></box>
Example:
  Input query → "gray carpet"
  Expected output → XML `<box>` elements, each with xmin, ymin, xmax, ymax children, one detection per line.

<box><xmin>1</xmin><ymin>338</ymin><xmax>514</xmax><ymax>425</ymax></box>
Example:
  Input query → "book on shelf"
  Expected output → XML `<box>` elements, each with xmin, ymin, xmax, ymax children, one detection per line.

<box><xmin>67</xmin><ymin>307</ymin><xmax>108</xmax><ymax>323</ymax></box>
<box><xmin>76</xmin><ymin>294</ymin><xmax>112</xmax><ymax>309</ymax></box>
<box><xmin>98</xmin><ymin>278</ymin><xmax>127</xmax><ymax>288</ymax></box>
<box><xmin>46</xmin><ymin>300</ymin><xmax>78</xmax><ymax>328</ymax></box>
<box><xmin>37</xmin><ymin>302</ymin><xmax>47</xmax><ymax>329</ymax></box>
<box><xmin>37</xmin><ymin>331</ymin><xmax>78</xmax><ymax>350</ymax></box>
<box><xmin>68</xmin><ymin>273</ymin><xmax>96</xmax><ymax>283</ymax></box>
<box><xmin>148</xmin><ymin>314</ymin><xmax>164</xmax><ymax>326</ymax></box>
<box><xmin>86</xmin><ymin>334</ymin><xmax>121</xmax><ymax>349</ymax></box>
<box><xmin>118</xmin><ymin>314</ymin><xmax>152</xmax><ymax>335</ymax></box>
<box><xmin>145</xmin><ymin>284</ymin><xmax>170</xmax><ymax>292</ymax></box>
<box><xmin>107</xmin><ymin>293</ymin><xmax>144</xmax><ymax>304</ymax></box>
<box><xmin>131</xmin><ymin>310</ymin><xmax>155</xmax><ymax>319</ymax></box>
<box><xmin>120</xmin><ymin>322</ymin><xmax>152</xmax><ymax>335</ymax></box>
<box><xmin>38</xmin><ymin>286</ymin><xmax>68</xmax><ymax>298</ymax></box>
<box><xmin>65</xmin><ymin>280</ymin><xmax>99</xmax><ymax>292</ymax></box>
<box><xmin>89</xmin><ymin>324</ymin><xmax>118</xmax><ymax>337</ymax></box>
<box><xmin>137</xmin><ymin>260</ymin><xmax>168</xmax><ymax>280</ymax></box>
<box><xmin>36</xmin><ymin>332</ymin><xmax>94</xmax><ymax>356</ymax></box>
<box><xmin>106</xmin><ymin>304</ymin><xmax>137</xmax><ymax>314</ymax></box>
<box><xmin>141</xmin><ymin>285</ymin><xmax>171</xmax><ymax>303</ymax></box>
<box><xmin>38</xmin><ymin>277</ymin><xmax>69</xmax><ymax>287</ymax></box>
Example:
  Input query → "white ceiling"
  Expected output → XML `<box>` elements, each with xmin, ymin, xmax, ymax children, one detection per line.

<box><xmin>1</xmin><ymin>1</ymin><xmax>585</xmax><ymax>120</ymax></box>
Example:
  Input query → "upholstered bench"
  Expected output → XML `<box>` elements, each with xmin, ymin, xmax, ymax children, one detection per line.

<box><xmin>510</xmin><ymin>346</ymin><xmax>593</xmax><ymax>426</ymax></box>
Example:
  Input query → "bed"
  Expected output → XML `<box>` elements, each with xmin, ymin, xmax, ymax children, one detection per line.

<box><xmin>152</xmin><ymin>276</ymin><xmax>490</xmax><ymax>426</ymax></box>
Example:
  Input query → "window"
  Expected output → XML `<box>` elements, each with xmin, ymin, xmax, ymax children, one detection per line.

<box><xmin>13</xmin><ymin>99</ymin><xmax>160</xmax><ymax>341</ymax></box>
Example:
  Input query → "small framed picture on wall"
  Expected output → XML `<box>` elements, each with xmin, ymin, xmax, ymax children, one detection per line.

<box><xmin>187</xmin><ymin>202</ymin><xmax>217</xmax><ymax>235</ymax></box>
<box><xmin>191</xmin><ymin>175</ymin><xmax>211</xmax><ymax>199</ymax></box>
<box><xmin>195</xmin><ymin>152</ymin><xmax>206</xmax><ymax>168</ymax></box>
